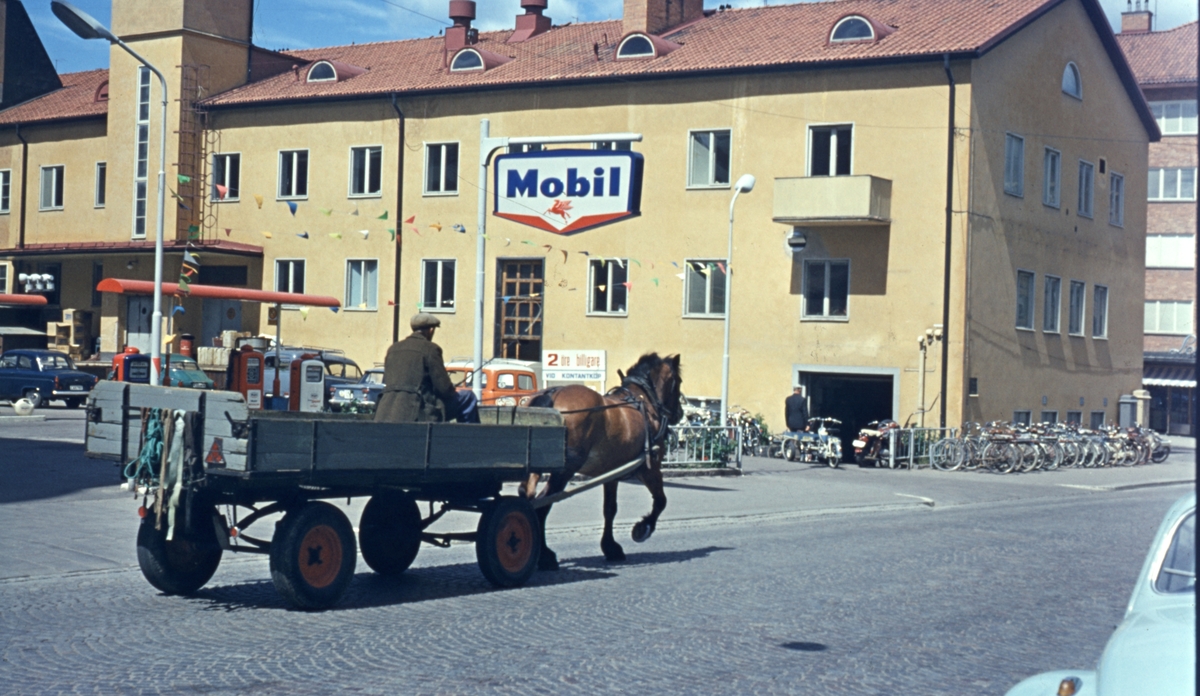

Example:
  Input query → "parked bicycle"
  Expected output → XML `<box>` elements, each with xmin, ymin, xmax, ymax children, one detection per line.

<box><xmin>931</xmin><ymin>421</ymin><xmax>1169</xmax><ymax>473</ymax></box>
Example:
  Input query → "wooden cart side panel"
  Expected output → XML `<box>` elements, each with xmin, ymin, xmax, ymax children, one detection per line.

<box><xmin>124</xmin><ymin>383</ymin><xmax>205</xmax><ymax>412</ymax></box>
<box><xmin>313</xmin><ymin>421</ymin><xmax>428</xmax><ymax>471</ymax></box>
<box><xmin>86</xmin><ymin>384</ymin><xmax>143</xmax><ymax>461</ymax></box>
<box><xmin>529</xmin><ymin>427</ymin><xmax>567</xmax><ymax>474</ymax></box>
<box><xmin>201</xmin><ymin>391</ymin><xmax>250</xmax><ymax>472</ymax></box>
<box><xmin>249</xmin><ymin>419</ymin><xmax>314</xmax><ymax>472</ymax></box>
<box><xmin>428</xmin><ymin>425</ymin><xmax>528</xmax><ymax>470</ymax></box>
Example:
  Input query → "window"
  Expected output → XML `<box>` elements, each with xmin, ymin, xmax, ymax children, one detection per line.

<box><xmin>94</xmin><ymin>162</ymin><xmax>106</xmax><ymax>207</ymax></box>
<box><xmin>450</xmin><ymin>49</ymin><xmax>483</xmax><ymax>72</ymax></box>
<box><xmin>133</xmin><ymin>66</ymin><xmax>150</xmax><ymax>238</ymax></box>
<box><xmin>509</xmin><ymin>143</ymin><xmax>543</xmax><ymax>154</ymax></box>
<box><xmin>0</xmin><ymin>264</ymin><xmax>7</xmax><ymax>293</ymax></box>
<box><xmin>683</xmin><ymin>260</ymin><xmax>727</xmax><ymax>317</ymax></box>
<box><xmin>39</xmin><ymin>166</ymin><xmax>64</xmax><ymax>210</ymax></box>
<box><xmin>589</xmin><ymin>259</ymin><xmax>628</xmax><ymax>315</ymax></box>
<box><xmin>345</xmin><ymin>259</ymin><xmax>378</xmax><ymax>310</ymax></box>
<box><xmin>1043</xmin><ymin>148</ymin><xmax>1061</xmax><ymax>207</ymax></box>
<box><xmin>1068</xmin><ymin>280</ymin><xmax>1086</xmax><ymax>335</ymax></box>
<box><xmin>350</xmin><ymin>146</ymin><xmax>382</xmax><ymax>197</ymax></box>
<box><xmin>278</xmin><ymin>150</ymin><xmax>309</xmax><ymax>199</ymax></box>
<box><xmin>275</xmin><ymin>259</ymin><xmax>306</xmax><ymax>294</ymax></box>
<box><xmin>830</xmin><ymin>16</ymin><xmax>874</xmax><ymax>42</ymax></box>
<box><xmin>307</xmin><ymin>61</ymin><xmax>336</xmax><ymax>82</ymax></box>
<box><xmin>0</xmin><ymin>169</ymin><xmax>9</xmax><ymax>213</ymax></box>
<box><xmin>1108</xmin><ymin>172</ymin><xmax>1124</xmax><ymax>226</ymax></box>
<box><xmin>1148</xmin><ymin>168</ymin><xmax>1197</xmax><ymax>201</ymax></box>
<box><xmin>212</xmin><ymin>153</ymin><xmax>240</xmax><ymax>201</ymax></box>
<box><xmin>1149</xmin><ymin>100</ymin><xmax>1198</xmax><ymax>135</ymax></box>
<box><xmin>1016</xmin><ymin>270</ymin><xmax>1035</xmax><ymax>329</ymax></box>
<box><xmin>1091</xmin><ymin>284</ymin><xmax>1108</xmax><ymax>338</ymax></box>
<box><xmin>421</xmin><ymin>259</ymin><xmax>456</xmax><ymax>312</ymax></box>
<box><xmin>968</xmin><ymin>377</ymin><xmax>979</xmax><ymax>396</ymax></box>
<box><xmin>1004</xmin><ymin>134</ymin><xmax>1024</xmax><ymax>197</ymax></box>
<box><xmin>595</xmin><ymin>141</ymin><xmax>632</xmax><ymax>151</ymax></box>
<box><xmin>1145</xmin><ymin>300</ymin><xmax>1194</xmax><ymax>335</ymax></box>
<box><xmin>91</xmin><ymin>262</ymin><xmax>103</xmax><ymax>307</ymax></box>
<box><xmin>1146</xmin><ymin>235</ymin><xmax>1195</xmax><ymax>268</ymax></box>
<box><xmin>1154</xmin><ymin>512</ymin><xmax>1194</xmax><ymax>594</ymax></box>
<box><xmin>424</xmin><ymin>143</ymin><xmax>459</xmax><ymax>195</ymax></box>
<box><xmin>1043</xmin><ymin>275</ymin><xmax>1061</xmax><ymax>333</ymax></box>
<box><xmin>1065</xmin><ymin>411</ymin><xmax>1082</xmax><ymax>425</ymax></box>
<box><xmin>1089</xmin><ymin>411</ymin><xmax>1105</xmax><ymax>429</ymax></box>
<box><xmin>1077</xmin><ymin>160</ymin><xmax>1094</xmax><ymax>217</ymax></box>
<box><xmin>803</xmin><ymin>259</ymin><xmax>850</xmax><ymax>319</ymax></box>
<box><xmin>1013</xmin><ymin>410</ymin><xmax>1032</xmax><ymax>426</ymax></box>
<box><xmin>1040</xmin><ymin>411</ymin><xmax>1058</xmax><ymax>424</ymax></box>
<box><xmin>809</xmin><ymin>125</ymin><xmax>852</xmax><ymax>177</ymax></box>
<box><xmin>688</xmin><ymin>130</ymin><xmax>731</xmax><ymax>188</ymax></box>
<box><xmin>1061</xmin><ymin>62</ymin><xmax>1082</xmax><ymax>99</ymax></box>
<box><xmin>617</xmin><ymin>34</ymin><xmax>655</xmax><ymax>58</ymax></box>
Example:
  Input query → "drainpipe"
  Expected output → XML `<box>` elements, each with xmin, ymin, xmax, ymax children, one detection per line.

<box><xmin>940</xmin><ymin>54</ymin><xmax>955</xmax><ymax>429</ymax></box>
<box><xmin>390</xmin><ymin>94</ymin><xmax>405</xmax><ymax>343</ymax></box>
<box><xmin>15</xmin><ymin>124</ymin><xmax>28</xmax><ymax>249</ymax></box>
<box><xmin>245</xmin><ymin>2</ymin><xmax>254</xmax><ymax>84</ymax></box>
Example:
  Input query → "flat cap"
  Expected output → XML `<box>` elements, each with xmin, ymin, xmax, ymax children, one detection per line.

<box><xmin>411</xmin><ymin>312</ymin><xmax>442</xmax><ymax>329</ymax></box>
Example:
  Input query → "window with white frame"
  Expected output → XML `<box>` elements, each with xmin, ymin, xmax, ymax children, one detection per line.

<box><xmin>1061</xmin><ymin>63</ymin><xmax>1082</xmax><ymax>99</ymax></box>
<box><xmin>345</xmin><ymin>259</ymin><xmax>378</xmax><ymax>310</ymax></box>
<box><xmin>688</xmin><ymin>130</ymin><xmax>731</xmax><ymax>187</ymax></box>
<box><xmin>1146</xmin><ymin>235</ymin><xmax>1195</xmax><ymax>268</ymax></box>
<box><xmin>350</xmin><ymin>146</ymin><xmax>382</xmax><ymax>197</ymax></box>
<box><xmin>683</xmin><ymin>260</ymin><xmax>727</xmax><ymax>317</ymax></box>
<box><xmin>0</xmin><ymin>264</ymin><xmax>7</xmax><ymax>293</ymax></box>
<box><xmin>803</xmin><ymin>259</ymin><xmax>850</xmax><ymax>319</ymax></box>
<box><xmin>421</xmin><ymin>259</ymin><xmax>456</xmax><ymax>311</ymax></box>
<box><xmin>39</xmin><ymin>165</ymin><xmax>64</xmax><ymax>210</ymax></box>
<box><xmin>1108</xmin><ymin>172</ymin><xmax>1124</xmax><ymax>226</ymax></box>
<box><xmin>1068</xmin><ymin>280</ymin><xmax>1085</xmax><ymax>335</ymax></box>
<box><xmin>1145</xmin><ymin>300</ymin><xmax>1194</xmax><ymax>335</ymax></box>
<box><xmin>1043</xmin><ymin>275</ymin><xmax>1061</xmax><ymax>333</ymax></box>
<box><xmin>1013</xmin><ymin>410</ymin><xmax>1032</xmax><ymax>426</ymax></box>
<box><xmin>1043</xmin><ymin>148</ymin><xmax>1061</xmax><ymax>207</ymax></box>
<box><xmin>589</xmin><ymin>259</ymin><xmax>629</xmax><ymax>315</ymax></box>
<box><xmin>1149</xmin><ymin>100</ymin><xmax>1198</xmax><ymax>135</ymax></box>
<box><xmin>277</xmin><ymin>150</ymin><xmax>309</xmax><ymax>199</ymax></box>
<box><xmin>1148</xmin><ymin>167</ymin><xmax>1197</xmax><ymax>201</ymax></box>
<box><xmin>1004</xmin><ymin>133</ymin><xmax>1024</xmax><ymax>197</ymax></box>
<box><xmin>212</xmin><ymin>153</ymin><xmax>240</xmax><ymax>201</ymax></box>
<box><xmin>1077</xmin><ymin>160</ymin><xmax>1094</xmax><ymax>217</ymax></box>
<box><xmin>809</xmin><ymin>125</ymin><xmax>852</xmax><ymax>177</ymax></box>
<box><xmin>1091</xmin><ymin>284</ymin><xmax>1108</xmax><ymax>338</ymax></box>
<box><xmin>0</xmin><ymin>169</ymin><xmax>10</xmax><ymax>213</ymax></box>
<box><xmin>133</xmin><ymin>66</ymin><xmax>150</xmax><ymax>237</ymax></box>
<box><xmin>275</xmin><ymin>259</ymin><xmax>306</xmax><ymax>294</ymax></box>
<box><xmin>1016</xmin><ymin>270</ymin><xmax>1035</xmax><ymax>329</ymax></box>
<box><xmin>424</xmin><ymin>143</ymin><xmax>459</xmax><ymax>195</ymax></box>
<box><xmin>94</xmin><ymin>162</ymin><xmax>106</xmax><ymax>208</ymax></box>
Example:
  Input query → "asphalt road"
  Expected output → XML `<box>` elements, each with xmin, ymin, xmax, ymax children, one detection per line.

<box><xmin>1</xmin><ymin>409</ymin><xmax>1195</xmax><ymax>695</ymax></box>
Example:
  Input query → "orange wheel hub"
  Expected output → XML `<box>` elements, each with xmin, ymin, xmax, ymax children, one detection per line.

<box><xmin>495</xmin><ymin>511</ymin><xmax>533</xmax><ymax>573</ymax></box>
<box><xmin>298</xmin><ymin>524</ymin><xmax>342</xmax><ymax>588</ymax></box>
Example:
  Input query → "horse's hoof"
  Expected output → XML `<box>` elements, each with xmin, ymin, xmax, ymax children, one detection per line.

<box><xmin>538</xmin><ymin>549</ymin><xmax>559</xmax><ymax>571</ymax></box>
<box><xmin>602</xmin><ymin>539</ymin><xmax>626</xmax><ymax>562</ymax></box>
<box><xmin>631</xmin><ymin>521</ymin><xmax>654</xmax><ymax>543</ymax></box>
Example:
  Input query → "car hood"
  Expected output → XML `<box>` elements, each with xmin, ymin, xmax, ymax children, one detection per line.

<box><xmin>170</xmin><ymin>368</ymin><xmax>213</xmax><ymax>384</ymax></box>
<box><xmin>1097</xmin><ymin>602</ymin><xmax>1195</xmax><ymax>695</ymax></box>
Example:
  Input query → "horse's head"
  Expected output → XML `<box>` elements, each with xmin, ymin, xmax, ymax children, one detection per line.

<box><xmin>625</xmin><ymin>352</ymin><xmax>684</xmax><ymax>425</ymax></box>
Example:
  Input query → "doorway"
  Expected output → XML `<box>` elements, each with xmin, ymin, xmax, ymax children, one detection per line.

<box><xmin>125</xmin><ymin>296</ymin><xmax>153</xmax><ymax>352</ymax></box>
<box><xmin>801</xmin><ymin>372</ymin><xmax>894</xmax><ymax>462</ymax></box>
<box><xmin>201</xmin><ymin>299</ymin><xmax>242</xmax><ymax>348</ymax></box>
<box><xmin>495</xmin><ymin>259</ymin><xmax>543</xmax><ymax>361</ymax></box>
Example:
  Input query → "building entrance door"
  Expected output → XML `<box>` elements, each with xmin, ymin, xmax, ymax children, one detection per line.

<box><xmin>801</xmin><ymin>372</ymin><xmax>893</xmax><ymax>463</ymax></box>
<box><xmin>201</xmin><ymin>299</ymin><xmax>242</xmax><ymax>348</ymax></box>
<box><xmin>495</xmin><ymin>259</ymin><xmax>543</xmax><ymax>361</ymax></box>
<box><xmin>126</xmin><ymin>296</ymin><xmax>153</xmax><ymax>352</ymax></box>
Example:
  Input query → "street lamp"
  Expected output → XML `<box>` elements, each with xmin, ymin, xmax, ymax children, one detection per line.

<box><xmin>916</xmin><ymin>324</ymin><xmax>943</xmax><ymax>428</ymax></box>
<box><xmin>720</xmin><ymin>173</ymin><xmax>755</xmax><ymax>428</ymax></box>
<box><xmin>52</xmin><ymin>1</ymin><xmax>168</xmax><ymax>386</ymax></box>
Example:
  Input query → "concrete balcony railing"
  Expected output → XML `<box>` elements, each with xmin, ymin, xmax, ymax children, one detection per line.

<box><xmin>772</xmin><ymin>175</ymin><xmax>892</xmax><ymax>226</ymax></box>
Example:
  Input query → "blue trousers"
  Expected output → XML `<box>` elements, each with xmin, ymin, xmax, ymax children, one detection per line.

<box><xmin>448</xmin><ymin>389</ymin><xmax>480</xmax><ymax>423</ymax></box>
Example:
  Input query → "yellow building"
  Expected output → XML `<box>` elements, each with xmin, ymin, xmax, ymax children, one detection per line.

<box><xmin>0</xmin><ymin>0</ymin><xmax>1158</xmax><ymax>434</ymax></box>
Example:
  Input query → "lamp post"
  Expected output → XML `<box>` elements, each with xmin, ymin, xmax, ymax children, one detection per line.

<box><xmin>53</xmin><ymin>1</ymin><xmax>168</xmax><ymax>386</ymax></box>
<box><xmin>720</xmin><ymin>174</ymin><xmax>756</xmax><ymax>428</ymax></box>
<box><xmin>916</xmin><ymin>324</ymin><xmax>943</xmax><ymax>428</ymax></box>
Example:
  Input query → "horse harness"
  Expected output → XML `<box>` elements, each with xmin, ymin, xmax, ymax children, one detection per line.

<box><xmin>539</xmin><ymin>375</ymin><xmax>673</xmax><ymax>462</ymax></box>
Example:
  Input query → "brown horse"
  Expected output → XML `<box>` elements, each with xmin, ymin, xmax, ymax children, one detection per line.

<box><xmin>523</xmin><ymin>353</ymin><xmax>683</xmax><ymax>570</ymax></box>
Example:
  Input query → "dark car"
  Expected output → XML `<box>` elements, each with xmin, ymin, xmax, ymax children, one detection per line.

<box><xmin>0</xmin><ymin>349</ymin><xmax>98</xmax><ymax>408</ymax></box>
<box><xmin>261</xmin><ymin>347</ymin><xmax>362</xmax><ymax>400</ymax></box>
<box><xmin>328</xmin><ymin>368</ymin><xmax>384</xmax><ymax>410</ymax></box>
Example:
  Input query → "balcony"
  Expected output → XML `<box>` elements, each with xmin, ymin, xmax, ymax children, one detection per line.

<box><xmin>772</xmin><ymin>175</ymin><xmax>892</xmax><ymax>226</ymax></box>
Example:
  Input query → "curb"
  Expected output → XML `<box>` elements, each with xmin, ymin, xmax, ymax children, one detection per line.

<box><xmin>0</xmin><ymin>415</ymin><xmax>47</xmax><ymax>423</ymax></box>
<box><xmin>663</xmin><ymin>467</ymin><xmax>742</xmax><ymax>478</ymax></box>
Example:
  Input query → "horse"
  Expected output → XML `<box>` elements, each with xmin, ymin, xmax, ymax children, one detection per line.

<box><xmin>522</xmin><ymin>352</ymin><xmax>683</xmax><ymax>570</ymax></box>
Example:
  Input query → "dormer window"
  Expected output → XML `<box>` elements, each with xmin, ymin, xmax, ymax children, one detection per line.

<box><xmin>1062</xmin><ymin>62</ymin><xmax>1082</xmax><ymax>100</ymax></box>
<box><xmin>307</xmin><ymin>61</ymin><xmax>337</xmax><ymax>82</ymax></box>
<box><xmin>94</xmin><ymin>80</ymin><xmax>109</xmax><ymax>102</ymax></box>
<box><xmin>451</xmin><ymin>49</ymin><xmax>485</xmax><ymax>72</ymax></box>
<box><xmin>617</xmin><ymin>34</ymin><xmax>655</xmax><ymax>59</ymax></box>
<box><xmin>830</xmin><ymin>16</ymin><xmax>874</xmax><ymax>42</ymax></box>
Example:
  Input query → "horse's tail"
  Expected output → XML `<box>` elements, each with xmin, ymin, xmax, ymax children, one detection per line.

<box><xmin>528</xmin><ymin>387</ymin><xmax>562</xmax><ymax>409</ymax></box>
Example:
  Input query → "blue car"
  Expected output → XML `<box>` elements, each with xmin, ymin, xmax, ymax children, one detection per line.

<box><xmin>0</xmin><ymin>349</ymin><xmax>98</xmax><ymax>408</ymax></box>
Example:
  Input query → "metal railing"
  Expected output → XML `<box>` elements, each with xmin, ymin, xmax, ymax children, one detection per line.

<box><xmin>885</xmin><ymin>427</ymin><xmax>958</xmax><ymax>469</ymax></box>
<box><xmin>663</xmin><ymin>425</ymin><xmax>743</xmax><ymax>470</ymax></box>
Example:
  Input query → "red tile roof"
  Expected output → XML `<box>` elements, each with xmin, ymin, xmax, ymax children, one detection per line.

<box><xmin>0</xmin><ymin>69</ymin><xmax>109</xmax><ymax>126</ymax></box>
<box><xmin>1116</xmin><ymin>21</ymin><xmax>1198</xmax><ymax>86</ymax></box>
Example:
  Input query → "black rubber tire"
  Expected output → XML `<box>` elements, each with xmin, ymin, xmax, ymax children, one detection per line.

<box><xmin>22</xmin><ymin>389</ymin><xmax>41</xmax><ymax>408</ymax></box>
<box><xmin>269</xmin><ymin>502</ymin><xmax>357</xmax><ymax>610</ymax></box>
<box><xmin>65</xmin><ymin>398</ymin><xmax>83</xmax><ymax>409</ymax></box>
<box><xmin>136</xmin><ymin>504</ymin><xmax>223</xmax><ymax>595</ymax></box>
<box><xmin>359</xmin><ymin>493</ymin><xmax>422</xmax><ymax>577</ymax></box>
<box><xmin>783</xmin><ymin>440</ymin><xmax>798</xmax><ymax>462</ymax></box>
<box><xmin>475</xmin><ymin>497</ymin><xmax>541</xmax><ymax>588</ymax></box>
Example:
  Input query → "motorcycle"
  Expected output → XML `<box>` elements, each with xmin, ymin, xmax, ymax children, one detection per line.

<box><xmin>853</xmin><ymin>419</ymin><xmax>899</xmax><ymax>467</ymax></box>
<box><xmin>781</xmin><ymin>417</ymin><xmax>843</xmax><ymax>467</ymax></box>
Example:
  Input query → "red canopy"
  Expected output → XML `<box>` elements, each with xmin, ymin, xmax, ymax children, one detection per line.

<box><xmin>96</xmin><ymin>279</ymin><xmax>341</xmax><ymax>308</ymax></box>
<box><xmin>0</xmin><ymin>294</ymin><xmax>48</xmax><ymax>306</ymax></box>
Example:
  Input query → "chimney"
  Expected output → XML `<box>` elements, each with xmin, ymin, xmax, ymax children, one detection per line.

<box><xmin>623</xmin><ymin>0</ymin><xmax>704</xmax><ymax>36</ymax></box>
<box><xmin>1119</xmin><ymin>0</ymin><xmax>1152</xmax><ymax>34</ymax></box>
<box><xmin>446</xmin><ymin>0</ymin><xmax>477</xmax><ymax>52</ymax></box>
<box><xmin>509</xmin><ymin>0</ymin><xmax>552</xmax><ymax>43</ymax></box>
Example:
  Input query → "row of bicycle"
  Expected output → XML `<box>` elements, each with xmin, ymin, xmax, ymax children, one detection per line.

<box><xmin>929</xmin><ymin>421</ymin><xmax>1172</xmax><ymax>473</ymax></box>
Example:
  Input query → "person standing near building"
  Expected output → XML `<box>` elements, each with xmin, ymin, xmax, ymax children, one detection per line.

<box><xmin>375</xmin><ymin>313</ymin><xmax>479</xmax><ymax>423</ymax></box>
<box><xmin>785</xmin><ymin>386</ymin><xmax>809</xmax><ymax>432</ymax></box>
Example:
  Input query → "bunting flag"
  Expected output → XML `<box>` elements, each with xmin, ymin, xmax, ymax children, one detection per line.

<box><xmin>330</xmin><ymin>307</ymin><xmax>339</xmax><ymax>313</ymax></box>
<box><xmin>579</xmin><ymin>251</ymin><xmax>590</xmax><ymax>256</ymax></box>
<box><xmin>615</xmin><ymin>258</ymin><xmax>625</xmax><ymax>269</ymax></box>
<box><xmin>597</xmin><ymin>284</ymin><xmax>606</xmax><ymax>292</ymax></box>
<box><xmin>631</xmin><ymin>259</ymin><xmax>641</xmax><ymax>267</ymax></box>
<box><xmin>404</xmin><ymin>215</ymin><xmax>416</xmax><ymax>224</ymax></box>
<box><xmin>215</xmin><ymin>184</ymin><xmax>229</xmax><ymax>200</ymax></box>
<box><xmin>502</xmin><ymin>296</ymin><xmax>512</xmax><ymax>303</ymax></box>
<box><xmin>504</xmin><ymin>238</ymin><xmax>511</xmax><ymax>246</ymax></box>
<box><xmin>558</xmin><ymin>279</ymin><xmax>568</xmax><ymax>288</ymax></box>
<box><xmin>358</xmin><ymin>303</ymin><xmax>367</xmax><ymax>310</ymax></box>
<box><xmin>177</xmin><ymin>277</ymin><xmax>190</xmax><ymax>293</ymax></box>
<box><xmin>717</xmin><ymin>262</ymin><xmax>727</xmax><ymax>274</ymax></box>
<box><xmin>177</xmin><ymin>199</ymin><xmax>191</xmax><ymax>212</ymax></box>
<box><xmin>387</xmin><ymin>300</ymin><xmax>396</xmax><ymax>306</ymax></box>
<box><xmin>621</xmin><ymin>282</ymin><xmax>633</xmax><ymax>290</ymax></box>
<box><xmin>172</xmin><ymin>305</ymin><xmax>186</xmax><ymax>315</ymax></box>
<box><xmin>388</xmin><ymin>228</ymin><xmax>396</xmax><ymax>242</ymax></box>
<box><xmin>350</xmin><ymin>206</ymin><xmax>359</xmax><ymax>216</ymax></box>
<box><xmin>452</xmin><ymin>224</ymin><xmax>466</xmax><ymax>233</ymax></box>
<box><xmin>261</xmin><ymin>231</ymin><xmax>273</xmax><ymax>239</ymax></box>
<box><xmin>411</xmin><ymin>227</ymin><xmax>421</xmax><ymax>236</ymax></box>
<box><xmin>299</xmin><ymin>308</ymin><xmax>310</xmax><ymax>320</ymax></box>
<box><xmin>286</xmin><ymin>201</ymin><xmax>298</xmax><ymax>216</ymax></box>
<box><xmin>377</xmin><ymin>211</ymin><xmax>388</xmax><ymax>220</ymax></box>
<box><xmin>187</xmin><ymin>224</ymin><xmax>200</xmax><ymax>239</ymax></box>
<box><xmin>181</xmin><ymin>250</ymin><xmax>201</xmax><ymax>276</ymax></box>
<box><xmin>561</xmin><ymin>250</ymin><xmax>568</xmax><ymax>264</ymax></box>
<box><xmin>675</xmin><ymin>272</ymin><xmax>686</xmax><ymax>280</ymax></box>
<box><xmin>329</xmin><ymin>233</ymin><xmax>342</xmax><ymax>240</ymax></box>
<box><xmin>224</xmin><ymin>228</ymin><xmax>232</xmax><ymax>237</ymax></box>
<box><xmin>319</xmin><ymin>208</ymin><xmax>333</xmax><ymax>216</ymax></box>
<box><xmin>429</xmin><ymin>223</ymin><xmax>442</xmax><ymax>232</ymax></box>
<box><xmin>296</xmin><ymin>232</ymin><xmax>309</xmax><ymax>239</ymax></box>
<box><xmin>177</xmin><ymin>174</ymin><xmax>191</xmax><ymax>184</ymax></box>
<box><xmin>671</xmin><ymin>261</ymin><xmax>680</xmax><ymax>268</ymax></box>
<box><xmin>254</xmin><ymin>194</ymin><xmax>264</xmax><ymax>209</ymax></box>
<box><xmin>521</xmin><ymin>240</ymin><xmax>535</xmax><ymax>246</ymax></box>
<box><xmin>359</xmin><ymin>230</ymin><xmax>370</xmax><ymax>239</ymax></box>
<box><xmin>651</xmin><ymin>278</ymin><xmax>660</xmax><ymax>286</ymax></box>
<box><xmin>543</xmin><ymin>244</ymin><xmax>553</xmax><ymax>252</ymax></box>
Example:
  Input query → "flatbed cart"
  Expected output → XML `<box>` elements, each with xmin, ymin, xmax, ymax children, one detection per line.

<box><xmin>84</xmin><ymin>381</ymin><xmax>570</xmax><ymax>610</ymax></box>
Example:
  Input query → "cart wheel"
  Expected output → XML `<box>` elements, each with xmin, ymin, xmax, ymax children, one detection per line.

<box><xmin>359</xmin><ymin>492</ymin><xmax>422</xmax><ymax>577</ymax></box>
<box><xmin>269</xmin><ymin>502</ymin><xmax>357</xmax><ymax>610</ymax></box>
<box><xmin>136</xmin><ymin>504</ymin><xmax>223</xmax><ymax>595</ymax></box>
<box><xmin>476</xmin><ymin>497</ymin><xmax>540</xmax><ymax>588</ymax></box>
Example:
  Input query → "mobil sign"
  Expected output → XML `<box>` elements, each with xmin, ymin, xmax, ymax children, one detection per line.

<box><xmin>494</xmin><ymin>149</ymin><xmax>644</xmax><ymax>235</ymax></box>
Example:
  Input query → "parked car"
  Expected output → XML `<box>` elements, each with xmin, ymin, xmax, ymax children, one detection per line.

<box><xmin>260</xmin><ymin>347</ymin><xmax>362</xmax><ymax>398</ymax></box>
<box><xmin>159</xmin><ymin>354</ymin><xmax>215</xmax><ymax>390</ymax></box>
<box><xmin>445</xmin><ymin>359</ymin><xmax>541</xmax><ymax>406</ymax></box>
<box><xmin>0</xmin><ymin>349</ymin><xmax>98</xmax><ymax>408</ymax></box>
<box><xmin>329</xmin><ymin>368</ymin><xmax>385</xmax><ymax>410</ymax></box>
<box><xmin>1005</xmin><ymin>491</ymin><xmax>1195</xmax><ymax>696</ymax></box>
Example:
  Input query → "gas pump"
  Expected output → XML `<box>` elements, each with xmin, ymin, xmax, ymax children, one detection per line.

<box><xmin>225</xmin><ymin>344</ymin><xmax>264</xmax><ymax>410</ymax></box>
<box><xmin>288</xmin><ymin>355</ymin><xmax>325</xmax><ymax>412</ymax></box>
<box><xmin>110</xmin><ymin>347</ymin><xmax>151</xmax><ymax>384</ymax></box>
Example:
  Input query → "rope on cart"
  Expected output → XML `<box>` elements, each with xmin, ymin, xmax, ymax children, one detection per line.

<box><xmin>124</xmin><ymin>409</ymin><xmax>165</xmax><ymax>484</ymax></box>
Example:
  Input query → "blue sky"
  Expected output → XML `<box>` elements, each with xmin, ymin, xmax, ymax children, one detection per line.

<box><xmin>30</xmin><ymin>0</ymin><xmax>1199</xmax><ymax>76</ymax></box>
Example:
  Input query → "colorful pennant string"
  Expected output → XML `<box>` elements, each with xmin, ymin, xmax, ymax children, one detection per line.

<box><xmin>254</xmin><ymin>194</ymin><xmax>264</xmax><ymax>209</ymax></box>
<box><xmin>377</xmin><ymin>211</ymin><xmax>389</xmax><ymax>220</ymax></box>
<box><xmin>286</xmin><ymin>201</ymin><xmax>298</xmax><ymax>216</ymax></box>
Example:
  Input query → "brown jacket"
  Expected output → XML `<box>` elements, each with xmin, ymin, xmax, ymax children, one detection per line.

<box><xmin>374</xmin><ymin>332</ymin><xmax>458</xmax><ymax>423</ymax></box>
